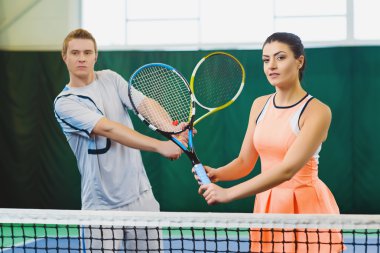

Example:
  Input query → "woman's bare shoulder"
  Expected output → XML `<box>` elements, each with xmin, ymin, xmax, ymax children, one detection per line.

<box><xmin>252</xmin><ymin>94</ymin><xmax>272</xmax><ymax>110</ymax></box>
<box><xmin>307</xmin><ymin>98</ymin><xmax>331</xmax><ymax>117</ymax></box>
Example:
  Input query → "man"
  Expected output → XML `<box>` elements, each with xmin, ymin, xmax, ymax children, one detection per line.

<box><xmin>54</xmin><ymin>28</ymin><xmax>183</xmax><ymax>252</ymax></box>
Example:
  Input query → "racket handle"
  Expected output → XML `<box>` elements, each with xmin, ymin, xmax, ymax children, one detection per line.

<box><xmin>194</xmin><ymin>163</ymin><xmax>211</xmax><ymax>185</ymax></box>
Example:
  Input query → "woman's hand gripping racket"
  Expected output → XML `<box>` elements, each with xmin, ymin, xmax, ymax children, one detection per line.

<box><xmin>190</xmin><ymin>52</ymin><xmax>246</xmax><ymax>126</ymax></box>
<box><xmin>128</xmin><ymin>63</ymin><xmax>211</xmax><ymax>184</ymax></box>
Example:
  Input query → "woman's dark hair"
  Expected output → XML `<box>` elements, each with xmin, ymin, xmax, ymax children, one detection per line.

<box><xmin>263</xmin><ymin>32</ymin><xmax>306</xmax><ymax>81</ymax></box>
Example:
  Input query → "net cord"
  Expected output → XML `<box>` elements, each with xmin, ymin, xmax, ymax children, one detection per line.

<box><xmin>1</xmin><ymin>209</ymin><xmax>380</xmax><ymax>230</ymax></box>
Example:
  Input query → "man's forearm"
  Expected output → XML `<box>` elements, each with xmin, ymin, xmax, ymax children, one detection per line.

<box><xmin>92</xmin><ymin>117</ymin><xmax>161</xmax><ymax>152</ymax></box>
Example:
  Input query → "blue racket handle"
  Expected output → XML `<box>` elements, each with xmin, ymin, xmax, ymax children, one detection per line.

<box><xmin>194</xmin><ymin>163</ymin><xmax>211</xmax><ymax>185</ymax></box>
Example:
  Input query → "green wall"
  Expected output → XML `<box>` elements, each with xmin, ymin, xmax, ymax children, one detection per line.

<box><xmin>1</xmin><ymin>47</ymin><xmax>379</xmax><ymax>214</ymax></box>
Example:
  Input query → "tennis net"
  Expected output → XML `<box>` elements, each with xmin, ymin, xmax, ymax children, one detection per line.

<box><xmin>0</xmin><ymin>208</ymin><xmax>379</xmax><ymax>252</ymax></box>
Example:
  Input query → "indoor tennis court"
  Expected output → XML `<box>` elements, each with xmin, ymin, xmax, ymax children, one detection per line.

<box><xmin>1</xmin><ymin>1</ymin><xmax>380</xmax><ymax>252</ymax></box>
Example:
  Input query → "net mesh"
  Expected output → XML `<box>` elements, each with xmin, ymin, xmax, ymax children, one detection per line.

<box><xmin>129</xmin><ymin>65</ymin><xmax>192</xmax><ymax>133</ymax></box>
<box><xmin>192</xmin><ymin>54</ymin><xmax>244</xmax><ymax>109</ymax></box>
<box><xmin>1</xmin><ymin>209</ymin><xmax>380</xmax><ymax>253</ymax></box>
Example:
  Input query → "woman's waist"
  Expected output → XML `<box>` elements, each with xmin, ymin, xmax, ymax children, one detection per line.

<box><xmin>279</xmin><ymin>173</ymin><xmax>320</xmax><ymax>188</ymax></box>
<box><xmin>262</xmin><ymin>162</ymin><xmax>319</xmax><ymax>187</ymax></box>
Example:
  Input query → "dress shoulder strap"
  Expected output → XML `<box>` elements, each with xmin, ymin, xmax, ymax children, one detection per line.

<box><xmin>255</xmin><ymin>94</ymin><xmax>273</xmax><ymax>124</ymax></box>
<box><xmin>290</xmin><ymin>95</ymin><xmax>315</xmax><ymax>133</ymax></box>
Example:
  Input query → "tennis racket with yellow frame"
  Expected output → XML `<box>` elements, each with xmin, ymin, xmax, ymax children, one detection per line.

<box><xmin>190</xmin><ymin>52</ymin><xmax>246</xmax><ymax>126</ymax></box>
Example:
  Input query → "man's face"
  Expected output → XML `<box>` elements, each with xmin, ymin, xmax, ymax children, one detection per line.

<box><xmin>63</xmin><ymin>39</ymin><xmax>97</xmax><ymax>79</ymax></box>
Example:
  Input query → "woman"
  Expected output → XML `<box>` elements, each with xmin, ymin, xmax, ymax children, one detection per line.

<box><xmin>197</xmin><ymin>32</ymin><xmax>344</xmax><ymax>252</ymax></box>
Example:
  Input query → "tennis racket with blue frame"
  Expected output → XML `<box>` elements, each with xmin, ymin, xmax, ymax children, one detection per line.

<box><xmin>128</xmin><ymin>63</ymin><xmax>211</xmax><ymax>185</ymax></box>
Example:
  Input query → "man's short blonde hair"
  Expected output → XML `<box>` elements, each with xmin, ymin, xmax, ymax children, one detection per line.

<box><xmin>62</xmin><ymin>28</ymin><xmax>97</xmax><ymax>57</ymax></box>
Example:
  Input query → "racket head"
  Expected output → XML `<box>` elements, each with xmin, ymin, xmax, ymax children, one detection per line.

<box><xmin>128</xmin><ymin>63</ymin><xmax>194</xmax><ymax>134</ymax></box>
<box><xmin>190</xmin><ymin>52</ymin><xmax>246</xmax><ymax>125</ymax></box>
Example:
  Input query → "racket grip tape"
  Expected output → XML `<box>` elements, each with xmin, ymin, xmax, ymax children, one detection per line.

<box><xmin>194</xmin><ymin>163</ymin><xmax>211</xmax><ymax>185</ymax></box>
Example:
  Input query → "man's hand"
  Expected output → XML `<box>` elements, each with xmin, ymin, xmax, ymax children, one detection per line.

<box><xmin>158</xmin><ymin>140</ymin><xmax>183</xmax><ymax>160</ymax></box>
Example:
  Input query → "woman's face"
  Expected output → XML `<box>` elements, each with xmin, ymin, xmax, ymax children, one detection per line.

<box><xmin>262</xmin><ymin>41</ymin><xmax>304</xmax><ymax>88</ymax></box>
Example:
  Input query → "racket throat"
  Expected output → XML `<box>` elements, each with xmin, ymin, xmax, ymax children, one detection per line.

<box><xmin>186</xmin><ymin>129</ymin><xmax>200</xmax><ymax>165</ymax></box>
<box><xmin>190</xmin><ymin>153</ymin><xmax>201</xmax><ymax>165</ymax></box>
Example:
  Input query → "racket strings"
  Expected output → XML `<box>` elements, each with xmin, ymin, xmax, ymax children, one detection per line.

<box><xmin>130</xmin><ymin>66</ymin><xmax>192</xmax><ymax>133</ymax></box>
<box><xmin>193</xmin><ymin>56</ymin><xmax>243</xmax><ymax>109</ymax></box>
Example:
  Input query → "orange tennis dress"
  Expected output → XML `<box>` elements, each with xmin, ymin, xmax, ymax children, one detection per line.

<box><xmin>251</xmin><ymin>94</ymin><xmax>344</xmax><ymax>253</ymax></box>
